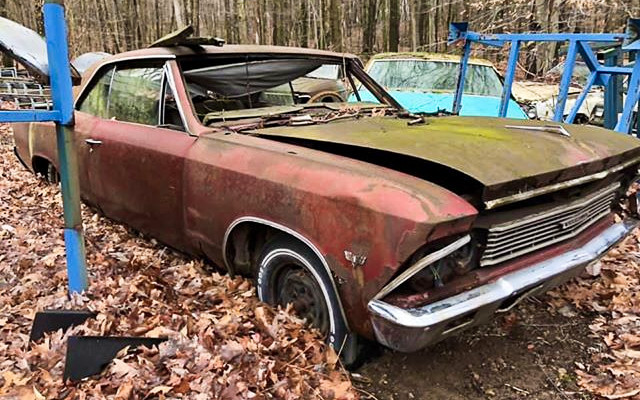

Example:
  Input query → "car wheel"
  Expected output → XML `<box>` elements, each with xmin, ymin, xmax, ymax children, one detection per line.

<box><xmin>308</xmin><ymin>91</ymin><xmax>344</xmax><ymax>103</ymax></box>
<box><xmin>46</xmin><ymin>163</ymin><xmax>60</xmax><ymax>184</ymax></box>
<box><xmin>574</xmin><ymin>114</ymin><xmax>590</xmax><ymax>125</ymax></box>
<box><xmin>256</xmin><ymin>236</ymin><xmax>359</xmax><ymax>366</ymax></box>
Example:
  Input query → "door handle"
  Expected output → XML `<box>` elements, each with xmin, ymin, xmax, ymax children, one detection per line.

<box><xmin>85</xmin><ymin>139</ymin><xmax>102</xmax><ymax>146</ymax></box>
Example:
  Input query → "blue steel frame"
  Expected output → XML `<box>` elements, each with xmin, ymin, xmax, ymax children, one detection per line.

<box><xmin>0</xmin><ymin>1</ymin><xmax>87</xmax><ymax>293</ymax></box>
<box><xmin>448</xmin><ymin>22</ymin><xmax>640</xmax><ymax>134</ymax></box>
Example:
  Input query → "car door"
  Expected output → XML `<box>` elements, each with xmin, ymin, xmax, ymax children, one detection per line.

<box><xmin>75</xmin><ymin>61</ymin><xmax>195</xmax><ymax>249</ymax></box>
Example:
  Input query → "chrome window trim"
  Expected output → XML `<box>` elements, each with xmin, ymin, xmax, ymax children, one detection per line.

<box><xmin>158</xmin><ymin>67</ymin><xmax>167</xmax><ymax>125</ymax></box>
<box><xmin>373</xmin><ymin>235</ymin><xmax>471</xmax><ymax>301</ymax></box>
<box><xmin>74</xmin><ymin>54</ymin><xmax>176</xmax><ymax>110</ymax></box>
<box><xmin>104</xmin><ymin>65</ymin><xmax>116</xmax><ymax>117</ymax></box>
<box><xmin>484</xmin><ymin>155</ymin><xmax>640</xmax><ymax>210</ymax></box>
<box><xmin>163</xmin><ymin>62</ymin><xmax>191</xmax><ymax>134</ymax></box>
<box><xmin>222</xmin><ymin>216</ymin><xmax>349</xmax><ymax>329</ymax></box>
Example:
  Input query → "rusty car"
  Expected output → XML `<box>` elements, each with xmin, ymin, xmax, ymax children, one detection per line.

<box><xmin>8</xmin><ymin>30</ymin><xmax>640</xmax><ymax>365</ymax></box>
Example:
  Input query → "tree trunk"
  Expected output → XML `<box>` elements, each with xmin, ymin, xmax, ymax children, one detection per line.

<box><xmin>388</xmin><ymin>0</ymin><xmax>399</xmax><ymax>51</ymax></box>
<box><xmin>362</xmin><ymin>0</ymin><xmax>377</xmax><ymax>55</ymax></box>
<box><xmin>173</xmin><ymin>0</ymin><xmax>186</xmax><ymax>28</ymax></box>
<box><xmin>329</xmin><ymin>0</ymin><xmax>341</xmax><ymax>51</ymax></box>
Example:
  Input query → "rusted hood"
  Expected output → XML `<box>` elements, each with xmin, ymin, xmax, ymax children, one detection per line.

<box><xmin>252</xmin><ymin>116</ymin><xmax>640</xmax><ymax>204</ymax></box>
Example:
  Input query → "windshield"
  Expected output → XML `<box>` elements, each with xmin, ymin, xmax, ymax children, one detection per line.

<box><xmin>367</xmin><ymin>59</ymin><xmax>504</xmax><ymax>97</ymax></box>
<box><xmin>180</xmin><ymin>56</ymin><xmax>385</xmax><ymax>124</ymax></box>
<box><xmin>547</xmin><ymin>61</ymin><xmax>592</xmax><ymax>86</ymax></box>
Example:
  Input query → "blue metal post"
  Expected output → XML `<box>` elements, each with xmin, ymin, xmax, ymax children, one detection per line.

<box><xmin>498</xmin><ymin>40</ymin><xmax>520</xmax><ymax>118</ymax></box>
<box><xmin>43</xmin><ymin>0</ymin><xmax>88</xmax><ymax>293</ymax></box>
<box><xmin>452</xmin><ymin>40</ymin><xmax>471</xmax><ymax>114</ymax></box>
<box><xmin>604</xmin><ymin>49</ymin><xmax>622</xmax><ymax>129</ymax></box>
<box><xmin>565</xmin><ymin>71</ymin><xmax>597</xmax><ymax>124</ymax></box>
<box><xmin>615</xmin><ymin>59</ymin><xmax>640</xmax><ymax>133</ymax></box>
<box><xmin>553</xmin><ymin>40</ymin><xmax>578</xmax><ymax>122</ymax></box>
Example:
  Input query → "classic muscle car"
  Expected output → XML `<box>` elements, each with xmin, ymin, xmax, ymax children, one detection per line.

<box><xmin>8</xmin><ymin>30</ymin><xmax>640</xmax><ymax>365</ymax></box>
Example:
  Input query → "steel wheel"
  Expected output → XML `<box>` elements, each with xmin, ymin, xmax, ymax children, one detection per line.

<box><xmin>256</xmin><ymin>236</ymin><xmax>358</xmax><ymax>367</ymax></box>
<box><xmin>275</xmin><ymin>266</ymin><xmax>330</xmax><ymax>336</ymax></box>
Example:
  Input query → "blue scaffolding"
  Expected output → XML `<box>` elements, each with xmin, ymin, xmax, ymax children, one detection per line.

<box><xmin>1</xmin><ymin>1</ymin><xmax>87</xmax><ymax>293</ymax></box>
<box><xmin>448</xmin><ymin>21</ymin><xmax>640</xmax><ymax>134</ymax></box>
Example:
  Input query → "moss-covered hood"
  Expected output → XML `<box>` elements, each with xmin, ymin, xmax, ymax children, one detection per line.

<box><xmin>252</xmin><ymin>116</ymin><xmax>640</xmax><ymax>203</ymax></box>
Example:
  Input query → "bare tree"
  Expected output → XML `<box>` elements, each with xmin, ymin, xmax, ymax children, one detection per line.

<box><xmin>2</xmin><ymin>0</ymin><xmax>636</xmax><ymax>75</ymax></box>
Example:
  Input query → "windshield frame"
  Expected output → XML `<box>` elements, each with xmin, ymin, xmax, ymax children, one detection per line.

<box><xmin>177</xmin><ymin>53</ymin><xmax>404</xmax><ymax>126</ymax></box>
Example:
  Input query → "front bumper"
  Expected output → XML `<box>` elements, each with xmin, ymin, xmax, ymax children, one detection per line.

<box><xmin>368</xmin><ymin>218</ymin><xmax>638</xmax><ymax>352</ymax></box>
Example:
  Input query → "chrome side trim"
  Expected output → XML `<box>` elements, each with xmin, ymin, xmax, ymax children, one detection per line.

<box><xmin>368</xmin><ymin>219</ymin><xmax>638</xmax><ymax>352</ymax></box>
<box><xmin>484</xmin><ymin>156</ymin><xmax>640</xmax><ymax>210</ymax></box>
<box><xmin>222</xmin><ymin>216</ymin><xmax>349</xmax><ymax>329</ymax></box>
<box><xmin>373</xmin><ymin>235</ymin><xmax>471</xmax><ymax>301</ymax></box>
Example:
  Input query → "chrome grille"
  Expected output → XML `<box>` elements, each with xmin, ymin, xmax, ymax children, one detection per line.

<box><xmin>480</xmin><ymin>183</ymin><xmax>619</xmax><ymax>267</ymax></box>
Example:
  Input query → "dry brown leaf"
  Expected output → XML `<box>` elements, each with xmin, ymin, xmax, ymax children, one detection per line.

<box><xmin>0</xmin><ymin>120</ymin><xmax>357</xmax><ymax>399</ymax></box>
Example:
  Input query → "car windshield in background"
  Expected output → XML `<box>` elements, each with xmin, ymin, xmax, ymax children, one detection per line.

<box><xmin>367</xmin><ymin>59</ymin><xmax>504</xmax><ymax>97</ymax></box>
<box><xmin>180</xmin><ymin>57</ymin><xmax>377</xmax><ymax>123</ymax></box>
<box><xmin>547</xmin><ymin>61</ymin><xmax>592</xmax><ymax>86</ymax></box>
<box><xmin>306</xmin><ymin>64</ymin><xmax>341</xmax><ymax>80</ymax></box>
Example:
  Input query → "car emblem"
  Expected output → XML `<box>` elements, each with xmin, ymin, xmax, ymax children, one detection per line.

<box><xmin>559</xmin><ymin>213</ymin><xmax>591</xmax><ymax>229</ymax></box>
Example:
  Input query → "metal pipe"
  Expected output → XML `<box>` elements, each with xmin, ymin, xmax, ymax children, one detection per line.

<box><xmin>43</xmin><ymin>0</ymin><xmax>88</xmax><ymax>293</ymax></box>
<box><xmin>604</xmin><ymin>49</ymin><xmax>622</xmax><ymax>130</ymax></box>
<box><xmin>565</xmin><ymin>71</ymin><xmax>597</xmax><ymax>124</ymax></box>
<box><xmin>498</xmin><ymin>40</ymin><xmax>520</xmax><ymax>118</ymax></box>
<box><xmin>452</xmin><ymin>40</ymin><xmax>471</xmax><ymax>115</ymax></box>
<box><xmin>615</xmin><ymin>59</ymin><xmax>640</xmax><ymax>134</ymax></box>
<box><xmin>553</xmin><ymin>40</ymin><xmax>578</xmax><ymax>122</ymax></box>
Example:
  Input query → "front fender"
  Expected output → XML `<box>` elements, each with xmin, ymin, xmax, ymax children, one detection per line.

<box><xmin>185</xmin><ymin>133</ymin><xmax>478</xmax><ymax>338</ymax></box>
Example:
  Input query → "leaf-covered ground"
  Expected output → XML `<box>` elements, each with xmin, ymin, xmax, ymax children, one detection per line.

<box><xmin>0</xmin><ymin>123</ymin><xmax>357</xmax><ymax>399</ymax></box>
<box><xmin>549</xmin><ymin>232</ymin><xmax>640</xmax><ymax>399</ymax></box>
<box><xmin>2</xmin><ymin>118</ymin><xmax>640</xmax><ymax>399</ymax></box>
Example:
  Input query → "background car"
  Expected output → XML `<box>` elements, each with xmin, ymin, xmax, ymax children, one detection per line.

<box><xmin>354</xmin><ymin>52</ymin><xmax>528</xmax><ymax>118</ymax></box>
<box><xmin>513</xmin><ymin>61</ymin><xmax>605</xmax><ymax>123</ymax></box>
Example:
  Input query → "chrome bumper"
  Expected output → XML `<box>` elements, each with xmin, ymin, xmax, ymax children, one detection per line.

<box><xmin>368</xmin><ymin>219</ymin><xmax>638</xmax><ymax>352</ymax></box>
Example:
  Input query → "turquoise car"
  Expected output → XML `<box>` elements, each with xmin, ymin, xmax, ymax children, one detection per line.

<box><xmin>354</xmin><ymin>53</ymin><xmax>528</xmax><ymax>119</ymax></box>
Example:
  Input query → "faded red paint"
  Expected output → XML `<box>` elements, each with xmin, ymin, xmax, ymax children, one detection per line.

<box><xmin>11</xmin><ymin>45</ymin><xmax>640</xmax><ymax>343</ymax></box>
<box><xmin>12</xmin><ymin>52</ymin><xmax>478</xmax><ymax>339</ymax></box>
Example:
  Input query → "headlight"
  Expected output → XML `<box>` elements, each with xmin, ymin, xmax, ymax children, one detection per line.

<box><xmin>526</xmin><ymin>107</ymin><xmax>538</xmax><ymax>119</ymax></box>
<box><xmin>406</xmin><ymin>238</ymin><xmax>477</xmax><ymax>291</ymax></box>
<box><xmin>374</xmin><ymin>236</ymin><xmax>478</xmax><ymax>300</ymax></box>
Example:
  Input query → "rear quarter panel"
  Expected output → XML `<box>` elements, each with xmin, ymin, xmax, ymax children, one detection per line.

<box><xmin>12</xmin><ymin>122</ymin><xmax>58</xmax><ymax>171</ymax></box>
